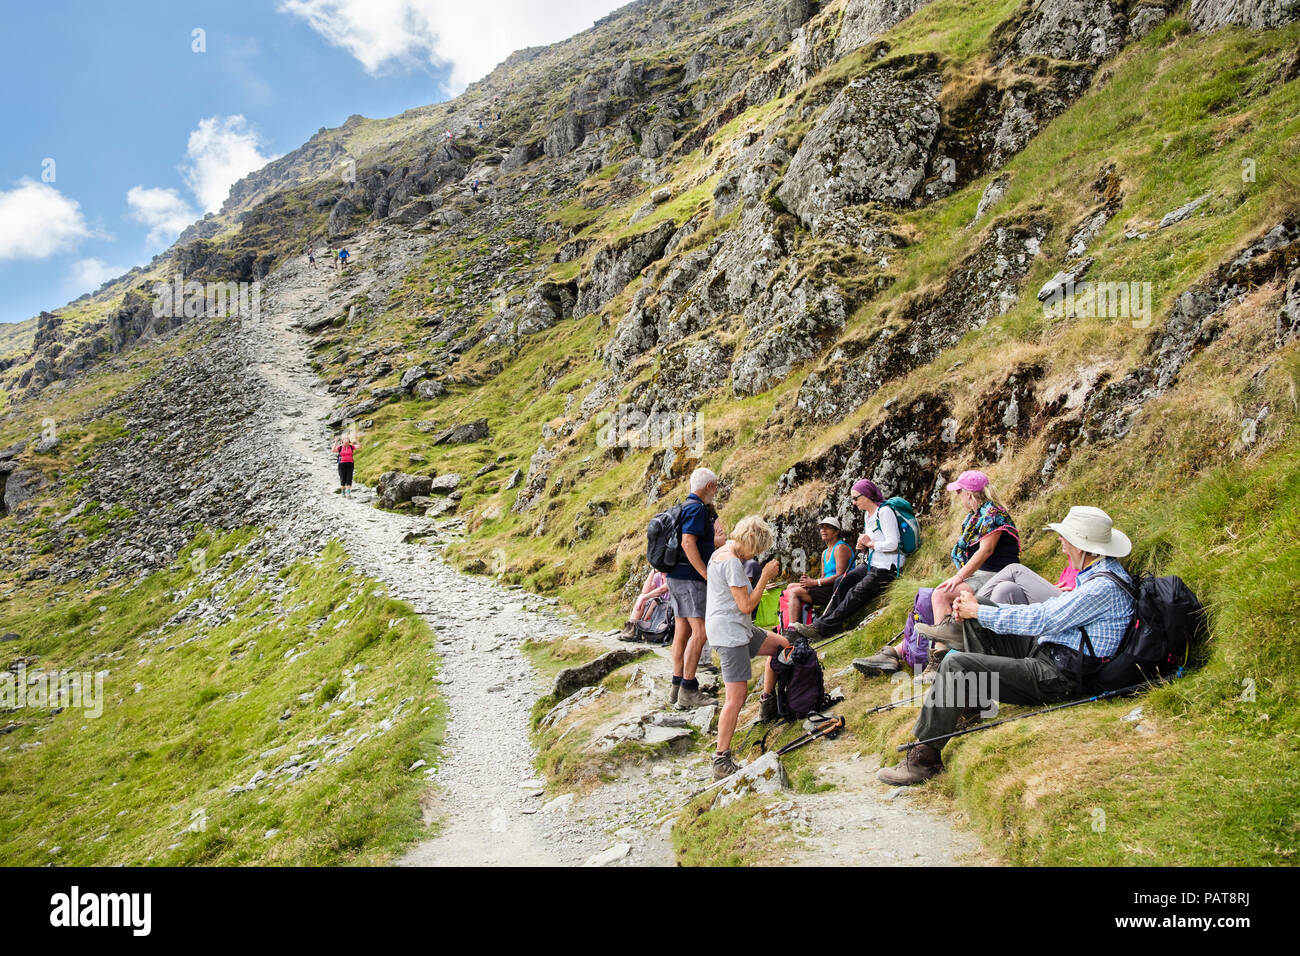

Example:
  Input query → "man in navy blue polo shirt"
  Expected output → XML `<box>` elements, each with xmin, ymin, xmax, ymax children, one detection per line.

<box><xmin>666</xmin><ymin>467</ymin><xmax>724</xmax><ymax>709</ymax></box>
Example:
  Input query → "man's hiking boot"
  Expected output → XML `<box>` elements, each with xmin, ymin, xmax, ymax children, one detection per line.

<box><xmin>919</xmin><ymin>645</ymin><xmax>949</xmax><ymax>684</ymax></box>
<box><xmin>665</xmin><ymin>683</ymin><xmax>680</xmax><ymax>708</ymax></box>
<box><xmin>853</xmin><ymin>644</ymin><xmax>900</xmax><ymax>677</ymax></box>
<box><xmin>915</xmin><ymin>615</ymin><xmax>966</xmax><ymax>651</ymax></box>
<box><xmin>677</xmin><ymin>685</ymin><xmax>715</xmax><ymax>709</ymax></box>
<box><xmin>759</xmin><ymin>692</ymin><xmax>778</xmax><ymax>722</ymax></box>
<box><xmin>619</xmin><ymin>622</ymin><xmax>638</xmax><ymax>642</ymax></box>
<box><xmin>713</xmin><ymin>749</ymin><xmax>742</xmax><ymax>780</ymax></box>
<box><xmin>784</xmin><ymin>623</ymin><xmax>821</xmax><ymax>643</ymax></box>
<box><xmin>875</xmin><ymin>743</ymin><xmax>943</xmax><ymax>786</ymax></box>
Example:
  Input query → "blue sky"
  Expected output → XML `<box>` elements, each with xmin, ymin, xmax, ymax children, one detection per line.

<box><xmin>0</xmin><ymin>0</ymin><xmax>623</xmax><ymax>325</ymax></box>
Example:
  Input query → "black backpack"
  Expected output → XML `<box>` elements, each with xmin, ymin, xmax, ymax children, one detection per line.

<box><xmin>1079</xmin><ymin>572</ymin><xmax>1208</xmax><ymax>693</ymax></box>
<box><xmin>633</xmin><ymin>596</ymin><xmax>674</xmax><ymax>645</ymax></box>
<box><xmin>770</xmin><ymin>637</ymin><xmax>833</xmax><ymax>720</ymax></box>
<box><xmin>646</xmin><ymin>503</ymin><xmax>685</xmax><ymax>572</ymax></box>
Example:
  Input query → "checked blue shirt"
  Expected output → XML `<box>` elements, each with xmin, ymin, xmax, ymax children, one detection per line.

<box><xmin>976</xmin><ymin>557</ymin><xmax>1134</xmax><ymax>657</ymax></box>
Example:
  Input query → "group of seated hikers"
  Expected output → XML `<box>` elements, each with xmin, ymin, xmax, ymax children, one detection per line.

<box><xmin>641</xmin><ymin>467</ymin><xmax>1141</xmax><ymax>783</ymax></box>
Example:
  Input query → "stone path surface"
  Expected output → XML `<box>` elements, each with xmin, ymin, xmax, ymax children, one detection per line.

<box><xmin>245</xmin><ymin>245</ymin><xmax>989</xmax><ymax>868</ymax></box>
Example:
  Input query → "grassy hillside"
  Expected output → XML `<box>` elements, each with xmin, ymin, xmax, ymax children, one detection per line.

<box><xmin>313</xmin><ymin>8</ymin><xmax>1300</xmax><ymax>864</ymax></box>
<box><xmin>0</xmin><ymin>533</ymin><xmax>443</xmax><ymax>865</ymax></box>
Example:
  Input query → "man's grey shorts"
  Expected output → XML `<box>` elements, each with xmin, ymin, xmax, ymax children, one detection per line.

<box><xmin>715</xmin><ymin>624</ymin><xmax>771</xmax><ymax>683</ymax></box>
<box><xmin>666</xmin><ymin>576</ymin><xmax>707</xmax><ymax>619</ymax></box>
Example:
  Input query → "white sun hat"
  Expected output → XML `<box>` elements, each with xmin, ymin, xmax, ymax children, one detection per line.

<box><xmin>817</xmin><ymin>515</ymin><xmax>842</xmax><ymax>531</ymax></box>
<box><xmin>1045</xmin><ymin>506</ymin><xmax>1132</xmax><ymax>558</ymax></box>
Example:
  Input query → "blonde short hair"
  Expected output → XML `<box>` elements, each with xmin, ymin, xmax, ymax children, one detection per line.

<box><xmin>731</xmin><ymin>515</ymin><xmax>773</xmax><ymax>561</ymax></box>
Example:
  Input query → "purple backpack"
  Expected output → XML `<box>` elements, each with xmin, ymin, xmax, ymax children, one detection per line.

<box><xmin>901</xmin><ymin>587</ymin><xmax>935</xmax><ymax>669</ymax></box>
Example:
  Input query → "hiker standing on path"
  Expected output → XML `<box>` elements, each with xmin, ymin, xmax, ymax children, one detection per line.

<box><xmin>879</xmin><ymin>507</ymin><xmax>1135</xmax><ymax>786</ymax></box>
<box><xmin>307</xmin><ymin>243</ymin><xmax>316</xmax><ymax>268</ymax></box>
<box><xmin>332</xmin><ymin>431</ymin><xmax>360</xmax><ymax>497</ymax></box>
<box><xmin>337</xmin><ymin>248</ymin><xmax>351</xmax><ymax>271</ymax></box>
<box><xmin>706</xmin><ymin>516</ymin><xmax>789</xmax><ymax>779</ymax></box>
<box><xmin>665</xmin><ymin>468</ymin><xmax>722</xmax><ymax>710</ymax></box>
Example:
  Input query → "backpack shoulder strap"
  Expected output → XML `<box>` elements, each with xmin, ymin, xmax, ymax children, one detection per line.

<box><xmin>1096</xmin><ymin>569</ymin><xmax>1138</xmax><ymax>599</ymax></box>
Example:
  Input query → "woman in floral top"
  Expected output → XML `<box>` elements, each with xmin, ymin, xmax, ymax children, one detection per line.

<box><xmin>930</xmin><ymin>470</ymin><xmax>1020</xmax><ymax>628</ymax></box>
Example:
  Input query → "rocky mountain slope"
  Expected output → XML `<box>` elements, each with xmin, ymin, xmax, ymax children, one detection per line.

<box><xmin>3</xmin><ymin>0</ymin><xmax>1300</xmax><ymax>865</ymax></box>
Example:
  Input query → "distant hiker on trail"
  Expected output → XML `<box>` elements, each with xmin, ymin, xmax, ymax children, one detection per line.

<box><xmin>332</xmin><ymin>432</ymin><xmax>360</xmax><ymax>497</ymax></box>
<box><xmin>622</xmin><ymin>569</ymin><xmax>669</xmax><ymax>639</ymax></box>
<box><xmin>665</xmin><ymin>467</ymin><xmax>724</xmax><ymax>711</ymax></box>
<box><xmin>306</xmin><ymin>244</ymin><xmax>316</xmax><ymax>267</ymax></box>
<box><xmin>705</xmin><ymin>515</ymin><xmax>789</xmax><ymax>779</ymax></box>
<box><xmin>879</xmin><ymin>506</ymin><xmax>1135</xmax><ymax>786</ymax></box>
<box><xmin>786</xmin><ymin>479</ymin><xmax>903</xmax><ymax>641</ymax></box>
<box><xmin>780</xmin><ymin>516</ymin><xmax>855</xmax><ymax>629</ymax></box>
<box><xmin>478</xmin><ymin>118</ymin><xmax>483</xmax><ymax>131</ymax></box>
<box><xmin>337</xmin><ymin>248</ymin><xmax>351</xmax><ymax>271</ymax></box>
<box><xmin>471</xmin><ymin>178</ymin><xmax>480</xmax><ymax>195</ymax></box>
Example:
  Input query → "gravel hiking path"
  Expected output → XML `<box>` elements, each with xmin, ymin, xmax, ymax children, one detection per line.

<box><xmin>246</xmin><ymin>245</ymin><xmax>987</xmax><ymax>867</ymax></box>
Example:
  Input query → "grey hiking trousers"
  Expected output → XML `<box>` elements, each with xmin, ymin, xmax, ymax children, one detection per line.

<box><xmin>911</xmin><ymin>623</ymin><xmax>1073</xmax><ymax>750</ymax></box>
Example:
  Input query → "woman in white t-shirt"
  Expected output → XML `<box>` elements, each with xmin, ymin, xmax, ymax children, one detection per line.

<box><xmin>705</xmin><ymin>515</ymin><xmax>791</xmax><ymax>780</ymax></box>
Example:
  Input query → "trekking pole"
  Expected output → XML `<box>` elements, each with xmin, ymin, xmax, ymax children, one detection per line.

<box><xmin>812</xmin><ymin>627</ymin><xmax>902</xmax><ymax>654</ymax></box>
<box><xmin>866</xmin><ymin>692</ymin><xmax>925</xmax><ymax>714</ymax></box>
<box><xmin>898</xmin><ymin>680</ymin><xmax>1162</xmax><ymax>752</ymax></box>
<box><xmin>777</xmin><ymin>715</ymin><xmax>845</xmax><ymax>756</ymax></box>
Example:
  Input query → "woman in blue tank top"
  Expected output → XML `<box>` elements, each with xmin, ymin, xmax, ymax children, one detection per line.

<box><xmin>782</xmin><ymin>516</ymin><xmax>855</xmax><ymax>628</ymax></box>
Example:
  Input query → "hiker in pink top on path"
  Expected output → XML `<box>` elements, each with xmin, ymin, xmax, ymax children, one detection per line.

<box><xmin>331</xmin><ymin>432</ymin><xmax>360</xmax><ymax>498</ymax></box>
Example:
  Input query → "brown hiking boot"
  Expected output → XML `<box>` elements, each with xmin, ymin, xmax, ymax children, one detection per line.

<box><xmin>853</xmin><ymin>644</ymin><xmax>900</xmax><ymax>677</ymax></box>
<box><xmin>712</xmin><ymin>749</ymin><xmax>742</xmax><ymax>780</ymax></box>
<box><xmin>677</xmin><ymin>685</ymin><xmax>715</xmax><ymax>709</ymax></box>
<box><xmin>915</xmin><ymin>615</ymin><xmax>966</xmax><ymax>651</ymax></box>
<box><xmin>876</xmin><ymin>743</ymin><xmax>944</xmax><ymax>786</ymax></box>
<box><xmin>918</xmin><ymin>645</ymin><xmax>948</xmax><ymax>684</ymax></box>
<box><xmin>759</xmin><ymin>692</ymin><xmax>778</xmax><ymax>722</ymax></box>
<box><xmin>784</xmin><ymin>623</ymin><xmax>821</xmax><ymax>643</ymax></box>
<box><xmin>665</xmin><ymin>682</ymin><xmax>680</xmax><ymax>708</ymax></box>
<box><xmin>620</xmin><ymin>622</ymin><xmax>638</xmax><ymax>641</ymax></box>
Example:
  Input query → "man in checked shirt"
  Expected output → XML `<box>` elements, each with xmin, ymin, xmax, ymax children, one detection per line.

<box><xmin>879</xmin><ymin>506</ymin><xmax>1137</xmax><ymax>786</ymax></box>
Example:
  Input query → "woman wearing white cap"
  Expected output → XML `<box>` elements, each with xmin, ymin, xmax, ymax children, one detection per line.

<box><xmin>882</xmin><ymin>505</ymin><xmax>1136</xmax><ymax>786</ymax></box>
<box><xmin>781</xmin><ymin>516</ymin><xmax>856</xmax><ymax>630</ymax></box>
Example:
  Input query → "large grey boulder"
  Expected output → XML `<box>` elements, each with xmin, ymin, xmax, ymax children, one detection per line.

<box><xmin>432</xmin><ymin>418</ymin><xmax>489</xmax><ymax>445</ymax></box>
<box><xmin>550</xmin><ymin>647</ymin><xmax>646</xmax><ymax>699</ymax></box>
<box><xmin>412</xmin><ymin>378</ymin><xmax>446</xmax><ymax>401</ymax></box>
<box><xmin>835</xmin><ymin>0</ymin><xmax>931</xmax><ymax>56</ymax></box>
<box><xmin>776</xmin><ymin>69</ymin><xmax>941</xmax><ymax>232</ymax></box>
<box><xmin>1002</xmin><ymin>0</ymin><xmax>1129</xmax><ymax>63</ymax></box>
<box><xmin>1188</xmin><ymin>0</ymin><xmax>1299</xmax><ymax>31</ymax></box>
<box><xmin>711</xmin><ymin>752</ymin><xmax>789</xmax><ymax>809</ymax></box>
<box><xmin>399</xmin><ymin>365</ymin><xmax>427</xmax><ymax>389</ymax></box>
<box><xmin>376</xmin><ymin>471</ymin><xmax>434</xmax><ymax>508</ymax></box>
<box><xmin>575</xmin><ymin>221</ymin><xmax>676</xmax><ymax>318</ymax></box>
<box><xmin>3</xmin><ymin>467</ymin><xmax>46</xmax><ymax>512</ymax></box>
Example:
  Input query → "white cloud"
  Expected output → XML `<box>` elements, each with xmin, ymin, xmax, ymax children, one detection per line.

<box><xmin>278</xmin><ymin>0</ymin><xmax>625</xmax><ymax>92</ymax></box>
<box><xmin>126</xmin><ymin>186</ymin><xmax>197</xmax><ymax>245</ymax></box>
<box><xmin>67</xmin><ymin>258</ymin><xmax>125</xmax><ymax>295</ymax></box>
<box><xmin>0</xmin><ymin>179</ymin><xmax>95</xmax><ymax>261</ymax></box>
<box><xmin>181</xmin><ymin>115</ymin><xmax>277</xmax><ymax>214</ymax></box>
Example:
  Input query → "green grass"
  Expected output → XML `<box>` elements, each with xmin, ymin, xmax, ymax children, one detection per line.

<box><xmin>0</xmin><ymin>531</ymin><xmax>445</xmax><ymax>865</ymax></box>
